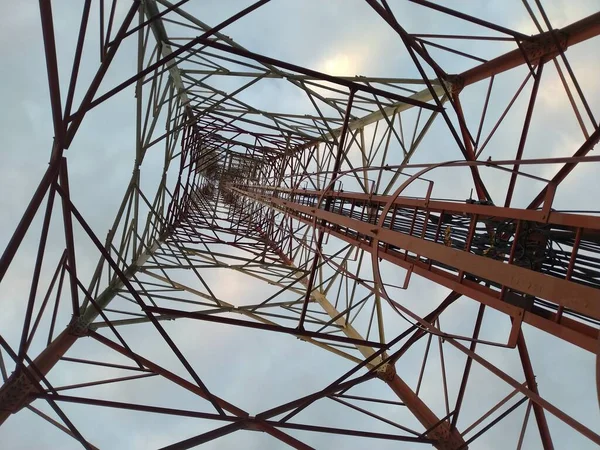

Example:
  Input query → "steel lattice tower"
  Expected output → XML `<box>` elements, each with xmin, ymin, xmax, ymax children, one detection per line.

<box><xmin>1</xmin><ymin>1</ymin><xmax>599</xmax><ymax>449</ymax></box>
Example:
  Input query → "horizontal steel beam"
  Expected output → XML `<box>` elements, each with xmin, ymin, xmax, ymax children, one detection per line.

<box><xmin>144</xmin><ymin>305</ymin><xmax>388</xmax><ymax>348</ymax></box>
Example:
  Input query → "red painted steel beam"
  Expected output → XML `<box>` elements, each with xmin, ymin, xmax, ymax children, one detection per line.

<box><xmin>64</xmin><ymin>1</ymin><xmax>139</xmax><ymax>146</ymax></box>
<box><xmin>90</xmin><ymin>332</ymin><xmax>311</xmax><ymax>450</ymax></box>
<box><xmin>409</xmin><ymin>0</ymin><xmax>530</xmax><ymax>40</ymax></box>
<box><xmin>179</xmin><ymin>38</ymin><xmax>441</xmax><ymax>112</ymax></box>
<box><xmin>451</xmin><ymin>93</ymin><xmax>490</xmax><ymax>201</ymax></box>
<box><xmin>16</xmin><ymin>178</ymin><xmax>58</xmax><ymax>364</ymax></box>
<box><xmin>0</xmin><ymin>188</ymin><xmax>312</xmax><ymax>449</ymax></box>
<box><xmin>237</xmin><ymin>188</ymin><xmax>600</xmax><ymax>352</ymax></box>
<box><xmin>444</xmin><ymin>331</ymin><xmax>600</xmax><ymax>445</ymax></box>
<box><xmin>35</xmin><ymin>391</ymin><xmax>434</xmax><ymax>444</ymax></box>
<box><xmin>261</xmin><ymin>229</ymin><xmax>467</xmax><ymax>449</ymax></box>
<box><xmin>0</xmin><ymin>328</ymin><xmax>78</xmax><ymax>423</ymax></box>
<box><xmin>62</xmin><ymin>0</ymin><xmax>91</xmax><ymax>123</ymax></box>
<box><xmin>504</xmin><ymin>62</ymin><xmax>544</xmax><ymax>207</ymax></box>
<box><xmin>459</xmin><ymin>11</ymin><xmax>600</xmax><ymax>87</ymax></box>
<box><xmin>528</xmin><ymin>126</ymin><xmax>600</xmax><ymax>210</ymax></box>
<box><xmin>250</xmin><ymin>188</ymin><xmax>591</xmax><ymax>446</ymax></box>
<box><xmin>161</xmin><ymin>422</ymin><xmax>250</xmax><ymax>450</ymax></box>
<box><xmin>242</xmin><ymin>187</ymin><xmax>600</xmax><ymax>231</ymax></box>
<box><xmin>0</xmin><ymin>336</ymin><xmax>92</xmax><ymax>448</ymax></box>
<box><xmin>515</xmin><ymin>331</ymin><xmax>554</xmax><ymax>449</ymax></box>
<box><xmin>451</xmin><ymin>304</ymin><xmax>485</xmax><ymax>430</ymax></box>
<box><xmin>143</xmin><ymin>306</ymin><xmax>388</xmax><ymax>349</ymax></box>
<box><xmin>58</xmin><ymin>160</ymin><xmax>81</xmax><ymax>316</ymax></box>
<box><xmin>67</xmin><ymin>0</ymin><xmax>270</xmax><ymax>142</ymax></box>
<box><xmin>0</xmin><ymin>161</ymin><xmax>60</xmax><ymax>283</ymax></box>
<box><xmin>297</xmin><ymin>90</ymin><xmax>356</xmax><ymax>329</ymax></box>
<box><xmin>39</xmin><ymin>0</ymin><xmax>65</xmax><ymax>146</ymax></box>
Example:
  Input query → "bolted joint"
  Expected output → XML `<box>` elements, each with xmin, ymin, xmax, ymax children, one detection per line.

<box><xmin>244</xmin><ymin>416</ymin><xmax>262</xmax><ymax>431</ymax></box>
<box><xmin>67</xmin><ymin>315</ymin><xmax>90</xmax><ymax>337</ymax></box>
<box><xmin>442</xmin><ymin>74</ymin><xmax>464</xmax><ymax>94</ymax></box>
<box><xmin>521</xmin><ymin>29</ymin><xmax>568</xmax><ymax>62</ymax></box>
<box><xmin>375</xmin><ymin>363</ymin><xmax>397</xmax><ymax>381</ymax></box>
<box><xmin>426</xmin><ymin>421</ymin><xmax>467</xmax><ymax>450</ymax></box>
<box><xmin>0</xmin><ymin>371</ymin><xmax>36</xmax><ymax>413</ymax></box>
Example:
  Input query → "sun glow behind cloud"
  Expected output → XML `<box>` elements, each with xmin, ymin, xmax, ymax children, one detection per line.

<box><xmin>318</xmin><ymin>48</ymin><xmax>366</xmax><ymax>77</ymax></box>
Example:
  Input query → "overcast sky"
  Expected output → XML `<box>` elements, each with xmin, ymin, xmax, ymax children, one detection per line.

<box><xmin>1</xmin><ymin>1</ymin><xmax>599</xmax><ymax>449</ymax></box>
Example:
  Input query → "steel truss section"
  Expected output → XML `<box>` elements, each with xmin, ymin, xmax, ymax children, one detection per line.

<box><xmin>1</xmin><ymin>1</ymin><xmax>599</xmax><ymax>449</ymax></box>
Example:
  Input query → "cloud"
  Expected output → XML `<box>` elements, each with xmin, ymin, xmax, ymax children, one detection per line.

<box><xmin>1</xmin><ymin>1</ymin><xmax>599</xmax><ymax>449</ymax></box>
